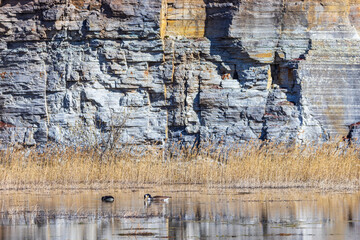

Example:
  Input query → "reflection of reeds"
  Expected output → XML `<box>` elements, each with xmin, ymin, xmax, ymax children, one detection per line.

<box><xmin>0</xmin><ymin>140</ymin><xmax>359</xmax><ymax>190</ymax></box>
<box><xmin>0</xmin><ymin>207</ymin><xmax>162</xmax><ymax>225</ymax></box>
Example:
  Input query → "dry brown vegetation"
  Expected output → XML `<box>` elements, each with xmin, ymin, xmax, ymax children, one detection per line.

<box><xmin>0</xmin><ymin>140</ymin><xmax>359</xmax><ymax>190</ymax></box>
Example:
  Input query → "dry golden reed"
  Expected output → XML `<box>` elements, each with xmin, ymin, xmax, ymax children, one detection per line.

<box><xmin>0</xmin><ymin>140</ymin><xmax>359</xmax><ymax>190</ymax></box>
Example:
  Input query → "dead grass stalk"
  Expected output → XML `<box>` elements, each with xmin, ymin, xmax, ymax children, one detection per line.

<box><xmin>0</xmin><ymin>140</ymin><xmax>359</xmax><ymax>190</ymax></box>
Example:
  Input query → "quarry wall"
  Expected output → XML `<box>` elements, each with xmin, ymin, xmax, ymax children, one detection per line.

<box><xmin>1</xmin><ymin>0</ymin><xmax>360</xmax><ymax>146</ymax></box>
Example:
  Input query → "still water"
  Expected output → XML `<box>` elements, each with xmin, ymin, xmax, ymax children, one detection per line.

<box><xmin>0</xmin><ymin>187</ymin><xmax>359</xmax><ymax>239</ymax></box>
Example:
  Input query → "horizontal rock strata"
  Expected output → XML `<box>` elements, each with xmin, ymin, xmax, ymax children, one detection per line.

<box><xmin>1</xmin><ymin>0</ymin><xmax>360</xmax><ymax>146</ymax></box>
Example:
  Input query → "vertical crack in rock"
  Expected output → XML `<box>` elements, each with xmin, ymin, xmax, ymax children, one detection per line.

<box><xmin>267</xmin><ymin>67</ymin><xmax>273</xmax><ymax>90</ymax></box>
<box><xmin>171</xmin><ymin>40</ymin><xmax>176</xmax><ymax>82</ymax></box>
<box><xmin>42</xmin><ymin>60</ymin><xmax>50</xmax><ymax>145</ymax></box>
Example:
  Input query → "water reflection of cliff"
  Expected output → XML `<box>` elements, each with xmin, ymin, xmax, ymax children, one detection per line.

<box><xmin>0</xmin><ymin>190</ymin><xmax>359</xmax><ymax>239</ymax></box>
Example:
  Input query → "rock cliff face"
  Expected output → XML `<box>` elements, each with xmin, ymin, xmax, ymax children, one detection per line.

<box><xmin>1</xmin><ymin>0</ymin><xmax>360</xmax><ymax>146</ymax></box>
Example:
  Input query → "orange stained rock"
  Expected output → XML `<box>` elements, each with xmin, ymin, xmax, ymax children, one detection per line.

<box><xmin>296</xmin><ymin>0</ymin><xmax>360</xmax><ymax>30</ymax></box>
<box><xmin>249</xmin><ymin>52</ymin><xmax>275</xmax><ymax>63</ymax></box>
<box><xmin>71</xmin><ymin>0</ymin><xmax>86</xmax><ymax>9</ymax></box>
<box><xmin>161</xmin><ymin>0</ymin><xmax>206</xmax><ymax>38</ymax></box>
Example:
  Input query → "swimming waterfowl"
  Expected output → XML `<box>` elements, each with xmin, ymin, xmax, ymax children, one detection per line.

<box><xmin>144</xmin><ymin>194</ymin><xmax>171</xmax><ymax>202</ymax></box>
<box><xmin>101</xmin><ymin>196</ymin><xmax>114</xmax><ymax>202</ymax></box>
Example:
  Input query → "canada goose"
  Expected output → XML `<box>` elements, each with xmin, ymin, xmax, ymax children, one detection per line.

<box><xmin>144</xmin><ymin>194</ymin><xmax>171</xmax><ymax>202</ymax></box>
<box><xmin>101</xmin><ymin>196</ymin><xmax>114</xmax><ymax>202</ymax></box>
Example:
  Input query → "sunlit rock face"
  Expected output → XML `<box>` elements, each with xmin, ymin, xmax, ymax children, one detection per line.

<box><xmin>0</xmin><ymin>0</ymin><xmax>360</xmax><ymax>146</ymax></box>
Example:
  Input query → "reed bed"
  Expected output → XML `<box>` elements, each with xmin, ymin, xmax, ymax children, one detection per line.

<box><xmin>0</xmin><ymin>140</ymin><xmax>359</xmax><ymax>190</ymax></box>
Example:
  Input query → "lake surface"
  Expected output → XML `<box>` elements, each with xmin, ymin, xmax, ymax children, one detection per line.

<box><xmin>0</xmin><ymin>187</ymin><xmax>359</xmax><ymax>239</ymax></box>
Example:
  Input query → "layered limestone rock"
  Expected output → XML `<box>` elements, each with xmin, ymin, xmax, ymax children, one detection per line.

<box><xmin>1</xmin><ymin>0</ymin><xmax>360</xmax><ymax>146</ymax></box>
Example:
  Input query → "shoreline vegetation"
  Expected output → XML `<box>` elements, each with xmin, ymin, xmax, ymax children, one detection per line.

<box><xmin>0</xmin><ymin>140</ymin><xmax>359</xmax><ymax>191</ymax></box>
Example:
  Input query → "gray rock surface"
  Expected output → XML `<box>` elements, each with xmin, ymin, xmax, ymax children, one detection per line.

<box><xmin>1</xmin><ymin>0</ymin><xmax>360</xmax><ymax>147</ymax></box>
